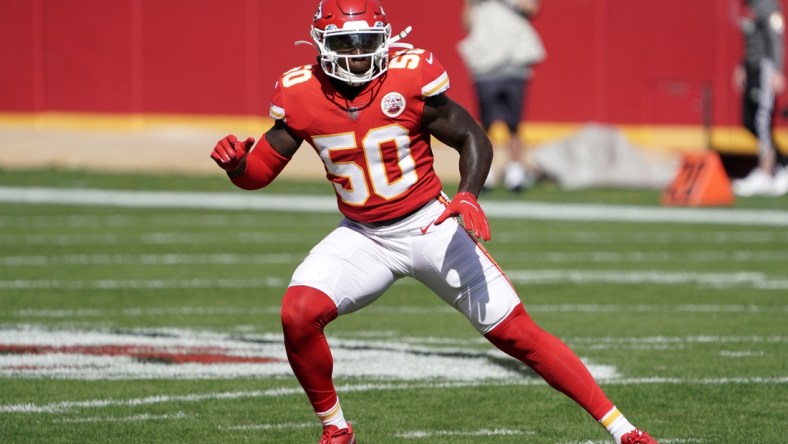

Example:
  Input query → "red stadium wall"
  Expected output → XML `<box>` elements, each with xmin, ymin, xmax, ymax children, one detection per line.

<box><xmin>0</xmin><ymin>0</ymin><xmax>784</xmax><ymax>130</ymax></box>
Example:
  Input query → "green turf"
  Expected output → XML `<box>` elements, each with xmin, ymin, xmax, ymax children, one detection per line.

<box><xmin>0</xmin><ymin>169</ymin><xmax>786</xmax><ymax>443</ymax></box>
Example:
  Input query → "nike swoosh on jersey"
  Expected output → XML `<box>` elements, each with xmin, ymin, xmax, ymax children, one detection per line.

<box><xmin>425</xmin><ymin>53</ymin><xmax>434</xmax><ymax>64</ymax></box>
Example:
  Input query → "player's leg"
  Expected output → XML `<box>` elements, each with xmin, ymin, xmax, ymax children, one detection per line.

<box><xmin>500</xmin><ymin>78</ymin><xmax>532</xmax><ymax>192</ymax></box>
<box><xmin>759</xmin><ymin>61</ymin><xmax>788</xmax><ymax>195</ymax></box>
<box><xmin>734</xmin><ymin>62</ymin><xmax>778</xmax><ymax>196</ymax></box>
<box><xmin>281</xmin><ymin>222</ymin><xmax>399</xmax><ymax>441</ymax></box>
<box><xmin>474</xmin><ymin>79</ymin><xmax>502</xmax><ymax>191</ymax></box>
<box><xmin>413</xmin><ymin>212</ymin><xmax>656</xmax><ymax>443</ymax></box>
<box><xmin>415</xmin><ymin>218</ymin><xmax>615</xmax><ymax>417</ymax></box>
<box><xmin>483</xmin><ymin>305</ymin><xmax>658</xmax><ymax>442</ymax></box>
<box><xmin>280</xmin><ymin>285</ymin><xmax>348</xmax><ymax>429</ymax></box>
<box><xmin>755</xmin><ymin>60</ymin><xmax>777</xmax><ymax>175</ymax></box>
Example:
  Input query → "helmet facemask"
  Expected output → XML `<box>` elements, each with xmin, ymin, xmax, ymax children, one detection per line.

<box><xmin>311</xmin><ymin>23</ymin><xmax>392</xmax><ymax>86</ymax></box>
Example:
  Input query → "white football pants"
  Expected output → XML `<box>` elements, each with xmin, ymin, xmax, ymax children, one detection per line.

<box><xmin>289</xmin><ymin>196</ymin><xmax>520</xmax><ymax>333</ymax></box>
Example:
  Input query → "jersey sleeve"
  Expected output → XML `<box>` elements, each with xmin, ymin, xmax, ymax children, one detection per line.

<box><xmin>419</xmin><ymin>49</ymin><xmax>450</xmax><ymax>97</ymax></box>
<box><xmin>269</xmin><ymin>79</ymin><xmax>286</xmax><ymax>121</ymax></box>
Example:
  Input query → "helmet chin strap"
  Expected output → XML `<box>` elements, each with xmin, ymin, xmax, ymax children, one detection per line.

<box><xmin>294</xmin><ymin>40</ymin><xmax>315</xmax><ymax>49</ymax></box>
<box><xmin>388</xmin><ymin>26</ymin><xmax>413</xmax><ymax>49</ymax></box>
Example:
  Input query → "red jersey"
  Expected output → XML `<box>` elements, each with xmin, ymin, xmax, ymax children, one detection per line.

<box><xmin>269</xmin><ymin>49</ymin><xmax>450</xmax><ymax>223</ymax></box>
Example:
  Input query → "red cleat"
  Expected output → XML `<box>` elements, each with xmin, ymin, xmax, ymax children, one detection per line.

<box><xmin>319</xmin><ymin>423</ymin><xmax>356</xmax><ymax>444</ymax></box>
<box><xmin>621</xmin><ymin>428</ymin><xmax>658</xmax><ymax>444</ymax></box>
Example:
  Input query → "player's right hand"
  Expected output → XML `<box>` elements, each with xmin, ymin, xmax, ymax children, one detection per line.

<box><xmin>210</xmin><ymin>135</ymin><xmax>255</xmax><ymax>171</ymax></box>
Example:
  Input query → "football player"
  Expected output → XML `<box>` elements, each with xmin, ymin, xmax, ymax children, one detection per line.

<box><xmin>210</xmin><ymin>1</ymin><xmax>658</xmax><ymax>443</ymax></box>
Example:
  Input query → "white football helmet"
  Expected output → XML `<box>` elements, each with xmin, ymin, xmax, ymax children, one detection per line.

<box><xmin>308</xmin><ymin>0</ymin><xmax>411</xmax><ymax>86</ymax></box>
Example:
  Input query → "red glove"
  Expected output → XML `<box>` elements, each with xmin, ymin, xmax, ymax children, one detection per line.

<box><xmin>210</xmin><ymin>135</ymin><xmax>255</xmax><ymax>171</ymax></box>
<box><xmin>434</xmin><ymin>191</ymin><xmax>491</xmax><ymax>241</ymax></box>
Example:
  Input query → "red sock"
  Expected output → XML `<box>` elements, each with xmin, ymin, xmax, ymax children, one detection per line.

<box><xmin>280</xmin><ymin>285</ymin><xmax>339</xmax><ymax>413</ymax></box>
<box><xmin>484</xmin><ymin>304</ymin><xmax>614</xmax><ymax>420</ymax></box>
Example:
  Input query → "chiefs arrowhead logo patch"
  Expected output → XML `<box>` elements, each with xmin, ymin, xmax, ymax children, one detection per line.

<box><xmin>381</xmin><ymin>92</ymin><xmax>406</xmax><ymax>118</ymax></box>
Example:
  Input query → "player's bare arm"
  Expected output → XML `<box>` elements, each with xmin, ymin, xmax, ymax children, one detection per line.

<box><xmin>266</xmin><ymin>119</ymin><xmax>303</xmax><ymax>158</ymax></box>
<box><xmin>425</xmin><ymin>93</ymin><xmax>493</xmax><ymax>240</ymax></box>
<box><xmin>422</xmin><ymin>93</ymin><xmax>492</xmax><ymax>197</ymax></box>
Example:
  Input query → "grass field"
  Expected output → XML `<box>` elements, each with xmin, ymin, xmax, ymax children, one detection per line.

<box><xmin>0</xmin><ymin>168</ymin><xmax>786</xmax><ymax>443</ymax></box>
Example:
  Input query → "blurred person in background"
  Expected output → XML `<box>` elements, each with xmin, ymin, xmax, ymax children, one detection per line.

<box><xmin>458</xmin><ymin>0</ymin><xmax>545</xmax><ymax>192</ymax></box>
<box><xmin>732</xmin><ymin>0</ymin><xmax>788</xmax><ymax>196</ymax></box>
<box><xmin>211</xmin><ymin>0</ymin><xmax>658</xmax><ymax>443</ymax></box>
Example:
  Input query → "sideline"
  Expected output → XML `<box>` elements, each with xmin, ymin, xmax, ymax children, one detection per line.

<box><xmin>1</xmin><ymin>186</ymin><xmax>787</xmax><ymax>226</ymax></box>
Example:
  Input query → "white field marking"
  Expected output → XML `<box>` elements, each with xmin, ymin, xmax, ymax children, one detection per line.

<box><xmin>3</xmin><ymin>250</ymin><xmax>787</xmax><ymax>267</ymax></box>
<box><xmin>0</xmin><ymin>230</ymin><xmax>788</xmax><ymax>248</ymax></box>
<box><xmin>2</xmin><ymin>269</ymin><xmax>787</xmax><ymax>291</ymax></box>
<box><xmin>0</xmin><ymin>232</ymin><xmax>312</xmax><ymax>246</ymax></box>
<box><xmin>566</xmin><ymin>335</ymin><xmax>785</xmax><ymax>351</ymax></box>
<box><xmin>388</xmin><ymin>334</ymin><xmax>788</xmax><ymax>352</ymax></box>
<box><xmin>2</xmin><ymin>186</ymin><xmax>787</xmax><ymax>226</ymax></box>
<box><xmin>10</xmin><ymin>306</ymin><xmax>283</xmax><ymax>318</ymax></box>
<box><xmin>566</xmin><ymin>335</ymin><xmax>785</xmax><ymax>345</ymax></box>
<box><xmin>55</xmin><ymin>411</ymin><xmax>189</xmax><ymax>424</ymax></box>
<box><xmin>656</xmin><ymin>440</ymin><xmax>705</xmax><ymax>444</ymax></box>
<box><xmin>8</xmin><ymin>304</ymin><xmax>786</xmax><ymax>320</ymax></box>
<box><xmin>395</xmin><ymin>428</ymin><xmax>535</xmax><ymax>439</ymax></box>
<box><xmin>493</xmin><ymin>250</ymin><xmax>788</xmax><ymax>263</ymax></box>
<box><xmin>495</xmin><ymin>231</ymin><xmax>788</xmax><ymax>244</ymax></box>
<box><xmin>0</xmin><ymin>253</ymin><xmax>302</xmax><ymax>267</ymax></box>
<box><xmin>557</xmin><ymin>441</ymin><xmax>610</xmax><ymax>444</ymax></box>
<box><xmin>8</xmin><ymin>269</ymin><xmax>784</xmax><ymax>291</ymax></box>
<box><xmin>0</xmin><ymin>388</ymin><xmax>302</xmax><ymax>414</ymax></box>
<box><xmin>559</xmin><ymin>440</ymin><xmax>704</xmax><ymax>444</ymax></box>
<box><xmin>3</xmin><ymin>376</ymin><xmax>786</xmax><ymax>415</ymax></box>
<box><xmin>0</xmin><ymin>213</ymin><xmax>333</xmax><ymax>229</ymax></box>
<box><xmin>0</xmin><ymin>277</ymin><xmax>287</xmax><ymax>290</ymax></box>
<box><xmin>523</xmin><ymin>304</ymin><xmax>788</xmax><ymax>314</ymax></box>
<box><xmin>220</xmin><ymin>421</ymin><xmax>315</xmax><ymax>431</ymax></box>
<box><xmin>2</xmin><ymin>218</ymin><xmax>785</xmax><ymax>246</ymax></box>
<box><xmin>719</xmin><ymin>350</ymin><xmax>766</xmax><ymax>357</ymax></box>
<box><xmin>0</xmin><ymin>326</ymin><xmax>607</xmax><ymax>381</ymax></box>
<box><xmin>1</xmin><ymin>320</ymin><xmax>782</xmax><ymax>351</ymax></box>
<box><xmin>505</xmin><ymin>269</ymin><xmax>788</xmax><ymax>290</ymax></box>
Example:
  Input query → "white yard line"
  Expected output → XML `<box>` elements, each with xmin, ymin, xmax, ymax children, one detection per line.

<box><xmin>395</xmin><ymin>428</ymin><xmax>535</xmax><ymax>438</ymax></box>
<box><xmin>2</xmin><ymin>250</ymin><xmax>787</xmax><ymax>266</ymax></box>
<box><xmin>0</xmin><ymin>277</ymin><xmax>286</xmax><ymax>290</ymax></box>
<box><xmin>55</xmin><ymin>411</ymin><xmax>189</xmax><ymax>423</ymax></box>
<box><xmin>559</xmin><ymin>440</ymin><xmax>703</xmax><ymax>444</ymax></box>
<box><xmin>0</xmin><ymin>253</ymin><xmax>302</xmax><ymax>266</ymax></box>
<box><xmin>7</xmin><ymin>304</ymin><xmax>787</xmax><ymax>319</ymax></box>
<box><xmin>0</xmin><ymin>232</ymin><xmax>309</xmax><ymax>246</ymax></box>
<box><xmin>219</xmin><ymin>421</ymin><xmax>316</xmax><ymax>431</ymax></box>
<box><xmin>3</xmin><ymin>269</ymin><xmax>786</xmax><ymax>290</ymax></box>
<box><xmin>505</xmin><ymin>269</ymin><xmax>788</xmax><ymax>290</ymax></box>
<box><xmin>2</xmin><ymin>377</ymin><xmax>785</xmax><ymax>414</ymax></box>
<box><xmin>2</xmin><ymin>186</ymin><xmax>787</xmax><ymax>226</ymax></box>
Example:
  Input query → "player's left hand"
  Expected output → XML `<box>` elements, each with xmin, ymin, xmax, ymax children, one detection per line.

<box><xmin>434</xmin><ymin>191</ymin><xmax>491</xmax><ymax>241</ymax></box>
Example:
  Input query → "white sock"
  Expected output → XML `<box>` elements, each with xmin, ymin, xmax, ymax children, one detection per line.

<box><xmin>317</xmin><ymin>400</ymin><xmax>348</xmax><ymax>430</ymax></box>
<box><xmin>600</xmin><ymin>407</ymin><xmax>636</xmax><ymax>443</ymax></box>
